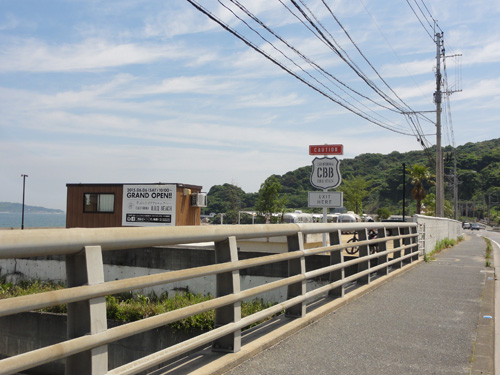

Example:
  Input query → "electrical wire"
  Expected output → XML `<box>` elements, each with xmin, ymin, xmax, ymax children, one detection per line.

<box><xmin>405</xmin><ymin>0</ymin><xmax>434</xmax><ymax>41</ymax></box>
<box><xmin>290</xmin><ymin>0</ymin><xmax>409</xmax><ymax>114</ymax></box>
<box><xmin>218</xmin><ymin>0</ymin><xmax>406</xmax><ymax>131</ymax></box>
<box><xmin>282</xmin><ymin>0</ymin><xmax>435</xmax><ymax>140</ymax></box>
<box><xmin>186</xmin><ymin>0</ymin><xmax>450</xmax><ymax>145</ymax></box>
<box><xmin>186</xmin><ymin>0</ymin><xmax>413</xmax><ymax>135</ymax></box>
<box><xmin>320</xmin><ymin>0</ymin><xmax>424</xmax><ymax>116</ymax></box>
<box><xmin>357</xmin><ymin>0</ymin><xmax>436</xmax><ymax>153</ymax></box>
<box><xmin>417</xmin><ymin>0</ymin><xmax>435</xmax><ymax>23</ymax></box>
<box><xmin>227</xmin><ymin>0</ymin><xmax>401</xmax><ymax>116</ymax></box>
<box><xmin>357</xmin><ymin>0</ymin><xmax>434</xmax><ymax>124</ymax></box>
<box><xmin>412</xmin><ymin>0</ymin><xmax>434</xmax><ymax>31</ymax></box>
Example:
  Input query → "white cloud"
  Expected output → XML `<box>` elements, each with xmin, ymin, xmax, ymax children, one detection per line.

<box><xmin>235</xmin><ymin>92</ymin><xmax>303</xmax><ymax>108</ymax></box>
<box><xmin>0</xmin><ymin>38</ymin><xmax>194</xmax><ymax>72</ymax></box>
<box><xmin>455</xmin><ymin>77</ymin><xmax>500</xmax><ymax>101</ymax></box>
<box><xmin>125</xmin><ymin>75</ymin><xmax>239</xmax><ymax>96</ymax></box>
<box><xmin>380</xmin><ymin>58</ymin><xmax>435</xmax><ymax>79</ymax></box>
<box><xmin>463</xmin><ymin>40</ymin><xmax>500</xmax><ymax>65</ymax></box>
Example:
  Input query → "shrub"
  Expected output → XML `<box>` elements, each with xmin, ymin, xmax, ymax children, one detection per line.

<box><xmin>0</xmin><ymin>281</ymin><xmax>278</xmax><ymax>332</ymax></box>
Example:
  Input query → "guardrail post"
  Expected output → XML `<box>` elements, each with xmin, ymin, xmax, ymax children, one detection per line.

<box><xmin>402</xmin><ymin>227</ymin><xmax>412</xmax><ymax>264</ymax></box>
<box><xmin>418</xmin><ymin>223</ymin><xmax>426</xmax><ymax>258</ymax></box>
<box><xmin>410</xmin><ymin>226</ymin><xmax>419</xmax><ymax>261</ymax></box>
<box><xmin>358</xmin><ymin>229</ymin><xmax>370</xmax><ymax>285</ymax></box>
<box><xmin>392</xmin><ymin>227</ymin><xmax>402</xmax><ymax>269</ymax></box>
<box><xmin>377</xmin><ymin>228</ymin><xmax>388</xmax><ymax>276</ymax></box>
<box><xmin>65</xmin><ymin>246</ymin><xmax>107</xmax><ymax>375</ymax></box>
<box><xmin>328</xmin><ymin>229</ymin><xmax>344</xmax><ymax>298</ymax></box>
<box><xmin>213</xmin><ymin>236</ymin><xmax>241</xmax><ymax>353</ymax></box>
<box><xmin>286</xmin><ymin>232</ymin><xmax>306</xmax><ymax>318</ymax></box>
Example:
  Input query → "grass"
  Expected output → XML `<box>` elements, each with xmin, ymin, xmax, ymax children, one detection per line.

<box><xmin>0</xmin><ymin>280</ymin><xmax>278</xmax><ymax>332</ymax></box>
<box><xmin>484</xmin><ymin>237</ymin><xmax>492</xmax><ymax>267</ymax></box>
<box><xmin>424</xmin><ymin>236</ymin><xmax>464</xmax><ymax>262</ymax></box>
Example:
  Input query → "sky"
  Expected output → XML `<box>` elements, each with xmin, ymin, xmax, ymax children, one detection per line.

<box><xmin>1</xmin><ymin>0</ymin><xmax>499</xmax><ymax>211</ymax></box>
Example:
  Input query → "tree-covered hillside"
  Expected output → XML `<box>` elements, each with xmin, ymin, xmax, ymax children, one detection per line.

<box><xmin>205</xmin><ymin>138</ymin><xmax>500</xmax><ymax>222</ymax></box>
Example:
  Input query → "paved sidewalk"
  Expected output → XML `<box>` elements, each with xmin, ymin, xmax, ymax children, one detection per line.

<box><xmin>217</xmin><ymin>235</ymin><xmax>492</xmax><ymax>375</ymax></box>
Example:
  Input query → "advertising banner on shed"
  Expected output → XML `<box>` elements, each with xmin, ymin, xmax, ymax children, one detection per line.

<box><xmin>122</xmin><ymin>184</ymin><xmax>176</xmax><ymax>226</ymax></box>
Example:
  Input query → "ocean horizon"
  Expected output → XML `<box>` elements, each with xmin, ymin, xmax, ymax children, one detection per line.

<box><xmin>0</xmin><ymin>212</ymin><xmax>66</xmax><ymax>229</ymax></box>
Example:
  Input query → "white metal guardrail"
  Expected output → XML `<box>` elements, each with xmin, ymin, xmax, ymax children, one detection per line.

<box><xmin>0</xmin><ymin>222</ymin><xmax>419</xmax><ymax>375</ymax></box>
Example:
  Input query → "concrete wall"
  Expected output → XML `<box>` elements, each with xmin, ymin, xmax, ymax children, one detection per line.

<box><xmin>0</xmin><ymin>245</ymin><xmax>346</xmax><ymax>304</ymax></box>
<box><xmin>0</xmin><ymin>312</ymin><xmax>206</xmax><ymax>375</ymax></box>
<box><xmin>414</xmin><ymin>215</ymin><xmax>463</xmax><ymax>255</ymax></box>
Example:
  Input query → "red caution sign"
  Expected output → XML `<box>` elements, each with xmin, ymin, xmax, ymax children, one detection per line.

<box><xmin>309</xmin><ymin>144</ymin><xmax>343</xmax><ymax>155</ymax></box>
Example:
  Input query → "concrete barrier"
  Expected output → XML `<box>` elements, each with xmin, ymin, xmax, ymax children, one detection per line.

<box><xmin>414</xmin><ymin>214</ymin><xmax>463</xmax><ymax>254</ymax></box>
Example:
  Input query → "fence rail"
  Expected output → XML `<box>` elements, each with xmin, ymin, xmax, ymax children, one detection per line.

<box><xmin>0</xmin><ymin>222</ymin><xmax>419</xmax><ymax>375</ymax></box>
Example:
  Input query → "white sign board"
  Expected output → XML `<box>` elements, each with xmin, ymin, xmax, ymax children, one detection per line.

<box><xmin>310</xmin><ymin>157</ymin><xmax>342</xmax><ymax>190</ymax></box>
<box><xmin>122</xmin><ymin>184</ymin><xmax>176</xmax><ymax>227</ymax></box>
<box><xmin>308</xmin><ymin>191</ymin><xmax>343</xmax><ymax>208</ymax></box>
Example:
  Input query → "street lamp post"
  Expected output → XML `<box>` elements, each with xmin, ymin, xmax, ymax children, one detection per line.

<box><xmin>21</xmin><ymin>174</ymin><xmax>28</xmax><ymax>230</ymax></box>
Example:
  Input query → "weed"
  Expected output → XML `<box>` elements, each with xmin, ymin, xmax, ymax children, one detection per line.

<box><xmin>424</xmin><ymin>236</ymin><xmax>465</xmax><ymax>262</ymax></box>
<box><xmin>0</xmin><ymin>280</ymin><xmax>279</xmax><ymax>332</ymax></box>
<box><xmin>483</xmin><ymin>237</ymin><xmax>492</xmax><ymax>267</ymax></box>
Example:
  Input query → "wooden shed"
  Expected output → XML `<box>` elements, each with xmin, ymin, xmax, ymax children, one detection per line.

<box><xmin>66</xmin><ymin>183</ymin><xmax>205</xmax><ymax>228</ymax></box>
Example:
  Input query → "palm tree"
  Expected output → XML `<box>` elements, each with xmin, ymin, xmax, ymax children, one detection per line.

<box><xmin>406</xmin><ymin>164</ymin><xmax>434</xmax><ymax>214</ymax></box>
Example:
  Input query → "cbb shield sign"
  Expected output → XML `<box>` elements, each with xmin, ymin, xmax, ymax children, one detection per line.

<box><xmin>310</xmin><ymin>157</ymin><xmax>342</xmax><ymax>190</ymax></box>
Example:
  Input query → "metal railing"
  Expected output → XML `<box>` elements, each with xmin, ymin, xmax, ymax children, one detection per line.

<box><xmin>0</xmin><ymin>222</ymin><xmax>419</xmax><ymax>375</ymax></box>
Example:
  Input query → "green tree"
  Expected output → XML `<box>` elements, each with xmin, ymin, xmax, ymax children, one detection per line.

<box><xmin>406</xmin><ymin>164</ymin><xmax>434</xmax><ymax>215</ymax></box>
<box><xmin>376</xmin><ymin>207</ymin><xmax>392</xmax><ymax>220</ymax></box>
<box><xmin>338</xmin><ymin>177</ymin><xmax>372</xmax><ymax>215</ymax></box>
<box><xmin>422</xmin><ymin>193</ymin><xmax>435</xmax><ymax>216</ymax></box>
<box><xmin>421</xmin><ymin>193</ymin><xmax>453</xmax><ymax>217</ymax></box>
<box><xmin>255</xmin><ymin>176</ymin><xmax>283</xmax><ymax>223</ymax></box>
<box><xmin>206</xmin><ymin>184</ymin><xmax>246</xmax><ymax>223</ymax></box>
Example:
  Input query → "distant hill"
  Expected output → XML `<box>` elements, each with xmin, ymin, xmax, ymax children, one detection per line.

<box><xmin>273</xmin><ymin>137</ymin><xmax>500</xmax><ymax>213</ymax></box>
<box><xmin>205</xmin><ymin>137</ymin><xmax>500</xmax><ymax>221</ymax></box>
<box><xmin>0</xmin><ymin>202</ymin><xmax>64</xmax><ymax>214</ymax></box>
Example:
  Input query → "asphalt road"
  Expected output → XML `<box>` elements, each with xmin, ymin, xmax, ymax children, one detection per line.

<box><xmin>223</xmin><ymin>234</ymin><xmax>490</xmax><ymax>375</ymax></box>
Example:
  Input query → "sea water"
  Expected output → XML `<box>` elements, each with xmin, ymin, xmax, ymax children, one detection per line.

<box><xmin>0</xmin><ymin>212</ymin><xmax>66</xmax><ymax>229</ymax></box>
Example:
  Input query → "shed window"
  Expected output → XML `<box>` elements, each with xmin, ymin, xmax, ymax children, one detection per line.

<box><xmin>84</xmin><ymin>193</ymin><xmax>115</xmax><ymax>213</ymax></box>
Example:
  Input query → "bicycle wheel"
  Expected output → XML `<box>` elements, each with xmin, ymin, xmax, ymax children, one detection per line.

<box><xmin>346</xmin><ymin>237</ymin><xmax>359</xmax><ymax>254</ymax></box>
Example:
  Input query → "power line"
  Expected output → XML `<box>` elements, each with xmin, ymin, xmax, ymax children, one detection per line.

<box><xmin>357</xmin><ymin>0</ymin><xmax>435</xmax><ymax>126</ymax></box>
<box><xmin>186</xmin><ymin>0</ymin><xmax>413</xmax><ymax>135</ymax></box>
<box><xmin>290</xmin><ymin>0</ymin><xmax>410</xmax><ymax>114</ymax></box>
<box><xmin>418</xmin><ymin>0</ymin><xmax>435</xmax><ymax>20</ymax></box>
<box><xmin>319</xmin><ymin>0</ymin><xmax>424</xmax><ymax>116</ymax></box>
<box><xmin>186</xmin><ymin>0</ymin><xmax>446</xmax><ymax>144</ymax></box>
<box><xmin>412</xmin><ymin>0</ymin><xmax>434</xmax><ymax>31</ymax></box>
<box><xmin>319</xmin><ymin>0</ymin><xmax>435</xmax><ymax>154</ymax></box>
<box><xmin>280</xmin><ymin>0</ymin><xmax>435</xmax><ymax>141</ymax></box>
<box><xmin>405</xmin><ymin>0</ymin><xmax>434</xmax><ymax>41</ymax></box>
<box><xmin>219</xmin><ymin>0</ymin><xmax>407</xmax><ymax>132</ymax></box>
<box><xmin>227</xmin><ymin>0</ymin><xmax>402</xmax><ymax>116</ymax></box>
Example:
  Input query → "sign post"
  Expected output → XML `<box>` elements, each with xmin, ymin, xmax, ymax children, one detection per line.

<box><xmin>308</xmin><ymin>145</ymin><xmax>343</xmax><ymax>246</ymax></box>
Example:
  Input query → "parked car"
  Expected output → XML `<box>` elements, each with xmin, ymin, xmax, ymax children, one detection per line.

<box><xmin>463</xmin><ymin>222</ymin><xmax>471</xmax><ymax>229</ymax></box>
<box><xmin>471</xmin><ymin>223</ymin><xmax>481</xmax><ymax>230</ymax></box>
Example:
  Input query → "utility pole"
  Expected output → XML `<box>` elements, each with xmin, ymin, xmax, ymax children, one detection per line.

<box><xmin>434</xmin><ymin>29</ymin><xmax>445</xmax><ymax>218</ymax></box>
<box><xmin>453</xmin><ymin>153</ymin><xmax>458</xmax><ymax>220</ymax></box>
<box><xmin>402</xmin><ymin>163</ymin><xmax>406</xmax><ymax>221</ymax></box>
